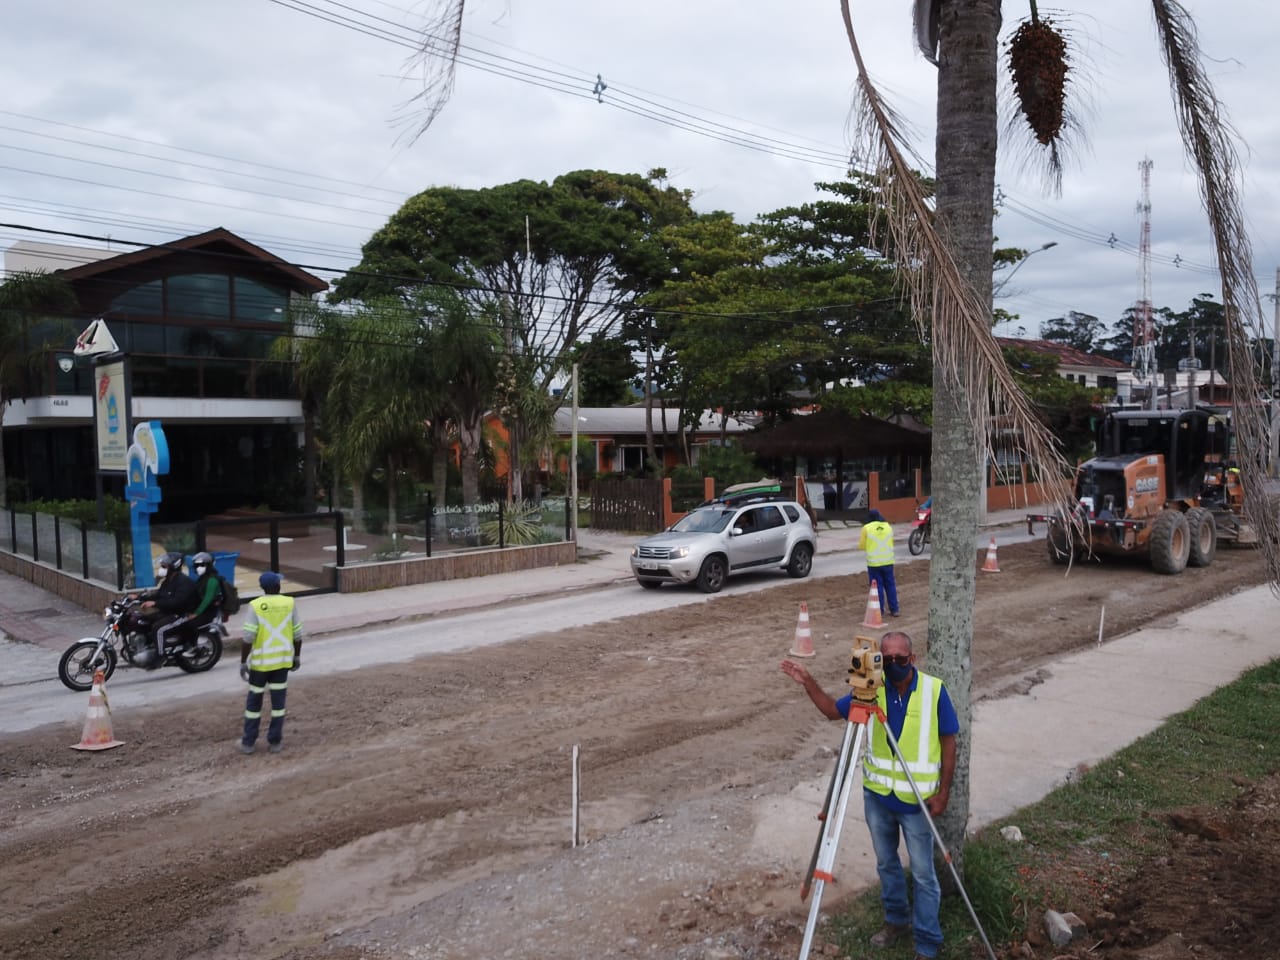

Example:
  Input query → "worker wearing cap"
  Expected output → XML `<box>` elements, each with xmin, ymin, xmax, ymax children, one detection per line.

<box><xmin>859</xmin><ymin>508</ymin><xmax>900</xmax><ymax>617</ymax></box>
<box><xmin>237</xmin><ymin>571</ymin><xmax>303</xmax><ymax>755</ymax></box>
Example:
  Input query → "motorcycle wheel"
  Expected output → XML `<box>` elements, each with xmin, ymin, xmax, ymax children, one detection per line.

<box><xmin>176</xmin><ymin>631</ymin><xmax>223</xmax><ymax>673</ymax></box>
<box><xmin>908</xmin><ymin>525</ymin><xmax>928</xmax><ymax>556</ymax></box>
<box><xmin>58</xmin><ymin>642</ymin><xmax>118</xmax><ymax>692</ymax></box>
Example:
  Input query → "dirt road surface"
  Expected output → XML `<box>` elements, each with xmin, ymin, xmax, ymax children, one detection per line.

<box><xmin>1</xmin><ymin>541</ymin><xmax>1271</xmax><ymax>960</ymax></box>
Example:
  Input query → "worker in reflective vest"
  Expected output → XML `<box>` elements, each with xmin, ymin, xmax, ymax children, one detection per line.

<box><xmin>858</xmin><ymin>508</ymin><xmax>900</xmax><ymax>616</ymax></box>
<box><xmin>237</xmin><ymin>571</ymin><xmax>303</xmax><ymax>756</ymax></box>
<box><xmin>781</xmin><ymin>630</ymin><xmax>958</xmax><ymax>958</ymax></box>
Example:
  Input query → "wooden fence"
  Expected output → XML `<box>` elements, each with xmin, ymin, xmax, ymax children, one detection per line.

<box><xmin>589</xmin><ymin>478</ymin><xmax>664</xmax><ymax>531</ymax></box>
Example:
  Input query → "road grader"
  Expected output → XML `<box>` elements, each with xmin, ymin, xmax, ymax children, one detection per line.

<box><xmin>1027</xmin><ymin>408</ymin><xmax>1255</xmax><ymax>575</ymax></box>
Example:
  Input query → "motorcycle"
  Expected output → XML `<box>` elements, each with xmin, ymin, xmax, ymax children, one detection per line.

<box><xmin>58</xmin><ymin>597</ymin><xmax>225</xmax><ymax>692</ymax></box>
<box><xmin>908</xmin><ymin>497</ymin><xmax>932</xmax><ymax>556</ymax></box>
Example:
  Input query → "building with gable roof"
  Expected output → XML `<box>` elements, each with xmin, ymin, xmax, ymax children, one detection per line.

<box><xmin>3</xmin><ymin>229</ymin><xmax>328</xmax><ymax>517</ymax></box>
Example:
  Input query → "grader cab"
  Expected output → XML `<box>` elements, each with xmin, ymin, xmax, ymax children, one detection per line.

<box><xmin>1027</xmin><ymin>408</ymin><xmax>1248</xmax><ymax>575</ymax></box>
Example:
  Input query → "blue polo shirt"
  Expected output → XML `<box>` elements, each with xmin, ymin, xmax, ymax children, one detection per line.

<box><xmin>836</xmin><ymin>671</ymin><xmax>959</xmax><ymax>813</ymax></box>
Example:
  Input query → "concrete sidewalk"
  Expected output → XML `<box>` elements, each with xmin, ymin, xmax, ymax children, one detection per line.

<box><xmin>0</xmin><ymin>507</ymin><xmax>1029</xmax><ymax>652</ymax></box>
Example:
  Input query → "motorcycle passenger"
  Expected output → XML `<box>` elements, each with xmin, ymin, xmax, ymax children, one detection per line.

<box><xmin>133</xmin><ymin>551</ymin><xmax>198</xmax><ymax>668</ymax></box>
<box><xmin>166</xmin><ymin>552</ymin><xmax>225</xmax><ymax>650</ymax></box>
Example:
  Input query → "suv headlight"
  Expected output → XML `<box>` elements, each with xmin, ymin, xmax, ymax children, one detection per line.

<box><xmin>631</xmin><ymin>547</ymin><xmax>640</xmax><ymax>557</ymax></box>
<box><xmin>668</xmin><ymin>546</ymin><xmax>690</xmax><ymax>559</ymax></box>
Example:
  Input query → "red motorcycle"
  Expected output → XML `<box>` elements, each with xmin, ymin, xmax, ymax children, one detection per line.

<box><xmin>908</xmin><ymin>497</ymin><xmax>932</xmax><ymax>555</ymax></box>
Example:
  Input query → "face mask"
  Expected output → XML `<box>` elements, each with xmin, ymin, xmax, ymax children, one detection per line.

<box><xmin>155</xmin><ymin>564</ymin><xmax>169</xmax><ymax>577</ymax></box>
<box><xmin>195</xmin><ymin>565</ymin><xmax>209</xmax><ymax>574</ymax></box>
<box><xmin>884</xmin><ymin>660</ymin><xmax>912</xmax><ymax>684</ymax></box>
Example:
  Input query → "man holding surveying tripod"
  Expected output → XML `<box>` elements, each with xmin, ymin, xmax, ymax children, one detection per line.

<box><xmin>782</xmin><ymin>630</ymin><xmax>958</xmax><ymax>960</ymax></box>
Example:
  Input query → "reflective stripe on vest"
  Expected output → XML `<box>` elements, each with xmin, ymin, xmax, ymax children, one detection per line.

<box><xmin>862</xmin><ymin>522</ymin><xmax>895</xmax><ymax>566</ymax></box>
<box><xmin>248</xmin><ymin>595</ymin><xmax>296</xmax><ymax>671</ymax></box>
<box><xmin>862</xmin><ymin>672</ymin><xmax>943</xmax><ymax>802</ymax></box>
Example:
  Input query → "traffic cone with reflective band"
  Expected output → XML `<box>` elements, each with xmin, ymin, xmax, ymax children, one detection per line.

<box><xmin>70</xmin><ymin>670</ymin><xmax>124</xmax><ymax>752</ymax></box>
<box><xmin>789</xmin><ymin>601</ymin><xmax>816</xmax><ymax>658</ymax></box>
<box><xmin>860</xmin><ymin>583</ymin><xmax>884</xmax><ymax>629</ymax></box>
<box><xmin>982</xmin><ymin>537</ymin><xmax>1001</xmax><ymax>573</ymax></box>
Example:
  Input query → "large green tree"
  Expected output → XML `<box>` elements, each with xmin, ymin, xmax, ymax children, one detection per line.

<box><xmin>334</xmin><ymin>169</ymin><xmax>697</xmax><ymax>498</ymax></box>
<box><xmin>0</xmin><ymin>271</ymin><xmax>78</xmax><ymax>507</ymax></box>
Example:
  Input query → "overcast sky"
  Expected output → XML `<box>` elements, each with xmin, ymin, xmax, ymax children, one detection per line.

<box><xmin>3</xmin><ymin>0</ymin><xmax>1277</xmax><ymax>348</ymax></box>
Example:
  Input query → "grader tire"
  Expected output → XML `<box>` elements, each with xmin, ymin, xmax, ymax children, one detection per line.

<box><xmin>1186</xmin><ymin>507</ymin><xmax>1217</xmax><ymax>568</ymax></box>
<box><xmin>1046</xmin><ymin>525</ymin><xmax>1073</xmax><ymax>566</ymax></box>
<box><xmin>1150</xmin><ymin>510</ymin><xmax>1190</xmax><ymax>575</ymax></box>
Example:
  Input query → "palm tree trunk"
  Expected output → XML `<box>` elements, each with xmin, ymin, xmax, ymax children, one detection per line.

<box><xmin>459</xmin><ymin>417</ymin><xmax>483</xmax><ymax>509</ymax></box>
<box><xmin>351</xmin><ymin>477</ymin><xmax>366</xmax><ymax>533</ymax></box>
<box><xmin>928</xmin><ymin>0</ymin><xmax>1000</xmax><ymax>876</ymax></box>
<box><xmin>0</xmin><ymin>408</ymin><xmax>8</xmax><ymax>509</ymax></box>
<box><xmin>386</xmin><ymin>452</ymin><xmax>399</xmax><ymax>540</ymax></box>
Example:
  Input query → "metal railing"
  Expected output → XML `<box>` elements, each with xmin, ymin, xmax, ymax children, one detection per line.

<box><xmin>2</xmin><ymin>507</ymin><xmax>131</xmax><ymax>589</ymax></box>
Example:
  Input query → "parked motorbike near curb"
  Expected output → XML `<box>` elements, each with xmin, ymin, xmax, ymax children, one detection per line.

<box><xmin>58</xmin><ymin>597</ymin><xmax>225</xmax><ymax>692</ymax></box>
<box><xmin>908</xmin><ymin>498</ymin><xmax>932</xmax><ymax>556</ymax></box>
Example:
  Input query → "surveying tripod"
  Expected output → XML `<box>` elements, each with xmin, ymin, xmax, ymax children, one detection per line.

<box><xmin>796</xmin><ymin>637</ymin><xmax>997</xmax><ymax>960</ymax></box>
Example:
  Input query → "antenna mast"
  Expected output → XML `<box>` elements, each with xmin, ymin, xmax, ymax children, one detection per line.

<box><xmin>1134</xmin><ymin>158</ymin><xmax>1157</xmax><ymax>407</ymax></box>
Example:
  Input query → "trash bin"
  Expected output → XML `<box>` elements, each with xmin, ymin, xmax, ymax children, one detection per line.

<box><xmin>185</xmin><ymin>551</ymin><xmax>239</xmax><ymax>582</ymax></box>
<box><xmin>211</xmin><ymin>551</ymin><xmax>239</xmax><ymax>583</ymax></box>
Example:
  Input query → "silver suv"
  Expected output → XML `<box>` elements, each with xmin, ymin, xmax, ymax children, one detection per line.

<box><xmin>630</xmin><ymin>495</ymin><xmax>817</xmax><ymax>593</ymax></box>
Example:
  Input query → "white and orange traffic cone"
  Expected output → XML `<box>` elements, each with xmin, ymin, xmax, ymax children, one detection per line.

<box><xmin>981</xmin><ymin>537</ymin><xmax>1001</xmax><ymax>573</ymax></box>
<box><xmin>860</xmin><ymin>583</ymin><xmax>884</xmax><ymax>629</ymax></box>
<box><xmin>70</xmin><ymin>669</ymin><xmax>124</xmax><ymax>752</ymax></box>
<box><xmin>789</xmin><ymin>601</ymin><xmax>816</xmax><ymax>658</ymax></box>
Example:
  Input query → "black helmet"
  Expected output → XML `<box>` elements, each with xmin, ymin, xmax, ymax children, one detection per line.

<box><xmin>193</xmin><ymin>551</ymin><xmax>215</xmax><ymax>569</ymax></box>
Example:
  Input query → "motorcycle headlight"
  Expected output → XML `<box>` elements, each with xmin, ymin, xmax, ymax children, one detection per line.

<box><xmin>103</xmin><ymin>606</ymin><xmax>112</xmax><ymax>620</ymax></box>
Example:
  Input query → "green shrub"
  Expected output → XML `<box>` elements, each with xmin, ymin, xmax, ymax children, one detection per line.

<box><xmin>20</xmin><ymin>498</ymin><xmax>130</xmax><ymax>529</ymax></box>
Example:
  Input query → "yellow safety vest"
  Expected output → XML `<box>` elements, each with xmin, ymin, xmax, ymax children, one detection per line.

<box><xmin>246</xmin><ymin>594</ymin><xmax>297</xmax><ymax>671</ymax></box>
<box><xmin>859</xmin><ymin>521</ymin><xmax>895</xmax><ymax>566</ymax></box>
<box><xmin>862</xmin><ymin>671</ymin><xmax>943</xmax><ymax>802</ymax></box>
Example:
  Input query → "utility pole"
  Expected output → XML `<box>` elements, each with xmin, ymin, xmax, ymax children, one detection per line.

<box><xmin>570</xmin><ymin>362</ymin><xmax>579</xmax><ymax>541</ymax></box>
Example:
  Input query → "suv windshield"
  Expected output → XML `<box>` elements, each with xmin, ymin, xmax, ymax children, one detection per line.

<box><xmin>670</xmin><ymin>507</ymin><xmax>735</xmax><ymax>534</ymax></box>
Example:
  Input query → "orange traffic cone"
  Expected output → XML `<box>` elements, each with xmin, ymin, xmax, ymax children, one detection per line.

<box><xmin>861</xmin><ymin>582</ymin><xmax>884</xmax><ymax>629</ymax></box>
<box><xmin>981</xmin><ymin>537</ymin><xmax>1001</xmax><ymax>573</ymax></box>
<box><xmin>789</xmin><ymin>601</ymin><xmax>816</xmax><ymax>658</ymax></box>
<box><xmin>70</xmin><ymin>670</ymin><xmax>124</xmax><ymax>752</ymax></box>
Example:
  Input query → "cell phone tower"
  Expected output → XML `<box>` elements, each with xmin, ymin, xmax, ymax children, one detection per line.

<box><xmin>1133</xmin><ymin>158</ymin><xmax>1157</xmax><ymax>403</ymax></box>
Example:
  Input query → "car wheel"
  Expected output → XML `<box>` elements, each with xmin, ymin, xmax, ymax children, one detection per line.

<box><xmin>786</xmin><ymin>542</ymin><xmax>813</xmax><ymax>578</ymax></box>
<box><xmin>636</xmin><ymin>578</ymin><xmax>662</xmax><ymax>590</ymax></box>
<box><xmin>695</xmin><ymin>555</ymin><xmax>727</xmax><ymax>593</ymax></box>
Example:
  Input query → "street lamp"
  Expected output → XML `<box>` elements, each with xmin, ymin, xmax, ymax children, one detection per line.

<box><xmin>993</xmin><ymin>241</ymin><xmax>1058</xmax><ymax>297</ymax></box>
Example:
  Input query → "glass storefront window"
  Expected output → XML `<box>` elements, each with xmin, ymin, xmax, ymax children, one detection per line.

<box><xmin>110</xmin><ymin>279</ymin><xmax>163</xmax><ymax>317</ymax></box>
<box><xmin>126</xmin><ymin>321</ymin><xmax>165</xmax><ymax>354</ymax></box>
<box><xmin>166</xmin><ymin>274</ymin><xmax>231</xmax><ymax>322</ymax></box>
<box><xmin>234</xmin><ymin>277</ymin><xmax>288</xmax><ymax>323</ymax></box>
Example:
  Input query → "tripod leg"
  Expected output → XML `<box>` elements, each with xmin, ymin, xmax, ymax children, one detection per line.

<box><xmin>798</xmin><ymin>719</ymin><xmax>868</xmax><ymax>960</ymax></box>
<box><xmin>800</xmin><ymin>740</ymin><xmax>846</xmax><ymax>902</ymax></box>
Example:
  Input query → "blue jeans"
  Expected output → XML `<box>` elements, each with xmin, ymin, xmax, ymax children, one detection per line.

<box><xmin>864</xmin><ymin>791</ymin><xmax>942</xmax><ymax>957</ymax></box>
<box><xmin>868</xmin><ymin>564</ymin><xmax>898</xmax><ymax>615</ymax></box>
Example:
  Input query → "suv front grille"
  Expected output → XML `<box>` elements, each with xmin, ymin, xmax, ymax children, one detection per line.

<box><xmin>636</xmin><ymin>545</ymin><xmax>671</xmax><ymax>560</ymax></box>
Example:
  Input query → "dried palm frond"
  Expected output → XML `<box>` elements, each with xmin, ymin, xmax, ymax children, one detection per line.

<box><xmin>395</xmin><ymin>0</ymin><xmax>467</xmax><ymax>145</ymax></box>
<box><xmin>1151</xmin><ymin>0</ymin><xmax>1280</xmax><ymax>587</ymax></box>
<box><xmin>838</xmin><ymin>1</ymin><xmax>1077</xmax><ymax>517</ymax></box>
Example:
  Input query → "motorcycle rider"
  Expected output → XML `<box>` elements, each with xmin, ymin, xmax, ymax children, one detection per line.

<box><xmin>131</xmin><ymin>551</ymin><xmax>198</xmax><ymax>668</ymax></box>
<box><xmin>166</xmin><ymin>551</ymin><xmax>226</xmax><ymax>650</ymax></box>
